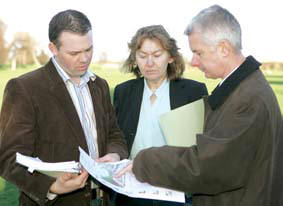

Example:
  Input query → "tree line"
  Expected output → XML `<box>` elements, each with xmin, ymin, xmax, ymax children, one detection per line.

<box><xmin>0</xmin><ymin>18</ymin><xmax>282</xmax><ymax>71</ymax></box>
<box><xmin>0</xmin><ymin>19</ymin><xmax>49</xmax><ymax>69</ymax></box>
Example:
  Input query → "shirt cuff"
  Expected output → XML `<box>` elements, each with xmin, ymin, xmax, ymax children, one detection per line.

<box><xmin>47</xmin><ymin>191</ymin><xmax>57</xmax><ymax>200</ymax></box>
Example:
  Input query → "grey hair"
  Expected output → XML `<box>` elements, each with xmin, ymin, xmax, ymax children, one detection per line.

<box><xmin>184</xmin><ymin>5</ymin><xmax>242</xmax><ymax>52</ymax></box>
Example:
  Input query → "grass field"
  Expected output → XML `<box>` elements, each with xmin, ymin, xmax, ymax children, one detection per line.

<box><xmin>0</xmin><ymin>64</ymin><xmax>282</xmax><ymax>205</ymax></box>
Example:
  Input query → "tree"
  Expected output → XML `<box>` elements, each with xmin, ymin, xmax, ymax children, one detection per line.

<box><xmin>0</xmin><ymin>19</ymin><xmax>9</xmax><ymax>64</ymax></box>
<box><xmin>36</xmin><ymin>49</ymin><xmax>49</xmax><ymax>65</ymax></box>
<box><xmin>9</xmin><ymin>32</ymin><xmax>40</xmax><ymax>67</ymax></box>
<box><xmin>98</xmin><ymin>51</ymin><xmax>108</xmax><ymax>64</ymax></box>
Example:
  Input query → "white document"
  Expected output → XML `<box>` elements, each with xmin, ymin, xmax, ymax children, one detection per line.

<box><xmin>159</xmin><ymin>98</ymin><xmax>204</xmax><ymax>147</ymax></box>
<box><xmin>16</xmin><ymin>152</ymin><xmax>80</xmax><ymax>178</ymax></box>
<box><xmin>16</xmin><ymin>149</ymin><xmax>185</xmax><ymax>202</ymax></box>
<box><xmin>79</xmin><ymin>147</ymin><xmax>185</xmax><ymax>203</ymax></box>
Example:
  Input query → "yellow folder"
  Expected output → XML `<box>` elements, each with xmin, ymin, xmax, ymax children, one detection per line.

<box><xmin>159</xmin><ymin>98</ymin><xmax>204</xmax><ymax>147</ymax></box>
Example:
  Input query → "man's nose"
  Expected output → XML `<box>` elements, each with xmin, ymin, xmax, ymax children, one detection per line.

<box><xmin>80</xmin><ymin>52</ymin><xmax>88</xmax><ymax>62</ymax></box>
<box><xmin>191</xmin><ymin>54</ymin><xmax>200</xmax><ymax>68</ymax></box>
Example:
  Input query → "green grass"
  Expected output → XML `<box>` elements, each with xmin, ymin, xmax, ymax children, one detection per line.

<box><xmin>0</xmin><ymin>65</ymin><xmax>282</xmax><ymax>205</ymax></box>
<box><xmin>0</xmin><ymin>177</ymin><xmax>19</xmax><ymax>205</ymax></box>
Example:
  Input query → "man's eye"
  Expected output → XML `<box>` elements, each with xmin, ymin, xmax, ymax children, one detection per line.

<box><xmin>86</xmin><ymin>48</ymin><xmax>92</xmax><ymax>52</ymax></box>
<box><xmin>70</xmin><ymin>53</ymin><xmax>78</xmax><ymax>56</ymax></box>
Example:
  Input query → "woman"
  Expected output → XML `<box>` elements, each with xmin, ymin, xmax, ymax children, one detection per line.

<box><xmin>113</xmin><ymin>25</ymin><xmax>208</xmax><ymax>206</ymax></box>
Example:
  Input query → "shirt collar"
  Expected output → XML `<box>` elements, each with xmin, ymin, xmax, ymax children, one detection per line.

<box><xmin>51</xmin><ymin>57</ymin><xmax>96</xmax><ymax>85</ymax></box>
<box><xmin>144</xmin><ymin>78</ymin><xmax>169</xmax><ymax>99</ymax></box>
<box><xmin>219</xmin><ymin>65</ymin><xmax>239</xmax><ymax>86</ymax></box>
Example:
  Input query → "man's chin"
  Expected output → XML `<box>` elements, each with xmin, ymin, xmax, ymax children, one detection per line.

<box><xmin>204</xmin><ymin>73</ymin><xmax>213</xmax><ymax>79</ymax></box>
<box><xmin>78</xmin><ymin>69</ymin><xmax>88</xmax><ymax>75</ymax></box>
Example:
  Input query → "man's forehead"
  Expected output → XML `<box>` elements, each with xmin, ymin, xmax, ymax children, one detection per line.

<box><xmin>58</xmin><ymin>31</ymin><xmax>93</xmax><ymax>51</ymax></box>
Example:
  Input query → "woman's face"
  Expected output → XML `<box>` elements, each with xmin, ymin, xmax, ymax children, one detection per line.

<box><xmin>135</xmin><ymin>38</ymin><xmax>174</xmax><ymax>85</ymax></box>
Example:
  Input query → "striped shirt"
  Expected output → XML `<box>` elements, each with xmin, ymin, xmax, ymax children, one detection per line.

<box><xmin>52</xmin><ymin>57</ymin><xmax>98</xmax><ymax>159</ymax></box>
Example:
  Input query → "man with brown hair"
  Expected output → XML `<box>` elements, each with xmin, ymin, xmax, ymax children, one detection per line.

<box><xmin>0</xmin><ymin>9</ymin><xmax>127</xmax><ymax>206</ymax></box>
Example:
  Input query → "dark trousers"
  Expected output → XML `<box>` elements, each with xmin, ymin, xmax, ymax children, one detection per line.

<box><xmin>116</xmin><ymin>194</ymin><xmax>185</xmax><ymax>206</ymax></box>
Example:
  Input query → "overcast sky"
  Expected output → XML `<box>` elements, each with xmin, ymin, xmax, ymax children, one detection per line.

<box><xmin>0</xmin><ymin>0</ymin><xmax>282</xmax><ymax>62</ymax></box>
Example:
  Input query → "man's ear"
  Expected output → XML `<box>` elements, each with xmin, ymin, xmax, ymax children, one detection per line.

<box><xmin>217</xmin><ymin>40</ymin><xmax>232</xmax><ymax>57</ymax></box>
<box><xmin>48</xmin><ymin>42</ymin><xmax>58</xmax><ymax>56</ymax></box>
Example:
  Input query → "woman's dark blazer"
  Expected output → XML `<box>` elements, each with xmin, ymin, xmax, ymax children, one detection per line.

<box><xmin>113</xmin><ymin>78</ymin><xmax>208</xmax><ymax>153</ymax></box>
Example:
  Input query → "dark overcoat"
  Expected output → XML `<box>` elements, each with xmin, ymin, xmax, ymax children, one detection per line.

<box><xmin>132</xmin><ymin>56</ymin><xmax>283</xmax><ymax>206</ymax></box>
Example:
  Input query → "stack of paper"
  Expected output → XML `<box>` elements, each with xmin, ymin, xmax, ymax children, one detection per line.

<box><xmin>16</xmin><ymin>153</ymin><xmax>80</xmax><ymax>178</ymax></box>
<box><xmin>159</xmin><ymin>98</ymin><xmax>204</xmax><ymax>147</ymax></box>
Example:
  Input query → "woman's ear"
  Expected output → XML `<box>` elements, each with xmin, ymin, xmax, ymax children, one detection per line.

<box><xmin>168</xmin><ymin>57</ymin><xmax>174</xmax><ymax>64</ymax></box>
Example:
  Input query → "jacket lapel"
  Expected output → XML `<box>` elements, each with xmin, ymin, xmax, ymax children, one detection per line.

<box><xmin>45</xmin><ymin>60</ymin><xmax>88</xmax><ymax>152</ymax></box>
<box><xmin>124</xmin><ymin>78</ymin><xmax>144</xmax><ymax>151</ymax></box>
<box><xmin>87</xmin><ymin>79</ymin><xmax>103</xmax><ymax>155</ymax></box>
<box><xmin>130</xmin><ymin>78</ymin><xmax>144</xmax><ymax>130</ymax></box>
<box><xmin>170</xmin><ymin>79</ymin><xmax>186</xmax><ymax>110</ymax></box>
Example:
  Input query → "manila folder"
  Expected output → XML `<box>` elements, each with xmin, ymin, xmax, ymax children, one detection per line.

<box><xmin>159</xmin><ymin>98</ymin><xmax>204</xmax><ymax>147</ymax></box>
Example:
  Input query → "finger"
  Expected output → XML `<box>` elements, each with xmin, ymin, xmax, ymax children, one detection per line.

<box><xmin>80</xmin><ymin>167</ymin><xmax>87</xmax><ymax>173</ymax></box>
<box><xmin>115</xmin><ymin>165</ymin><xmax>130</xmax><ymax>178</ymax></box>
<box><xmin>108</xmin><ymin>153</ymin><xmax>120</xmax><ymax>162</ymax></box>
<box><xmin>61</xmin><ymin>172</ymin><xmax>72</xmax><ymax>181</ymax></box>
<box><xmin>115</xmin><ymin>168</ymin><xmax>126</xmax><ymax>178</ymax></box>
<box><xmin>96</xmin><ymin>155</ymin><xmax>109</xmax><ymax>163</ymax></box>
<box><xmin>77</xmin><ymin>171</ymin><xmax>89</xmax><ymax>188</ymax></box>
<box><xmin>97</xmin><ymin>153</ymin><xmax>120</xmax><ymax>163</ymax></box>
<box><xmin>80</xmin><ymin>176</ymin><xmax>88</xmax><ymax>188</ymax></box>
<box><xmin>69</xmin><ymin>173</ymin><xmax>79</xmax><ymax>178</ymax></box>
<box><xmin>77</xmin><ymin>170</ymin><xmax>89</xmax><ymax>183</ymax></box>
<box><xmin>79</xmin><ymin>180</ymin><xmax>86</xmax><ymax>188</ymax></box>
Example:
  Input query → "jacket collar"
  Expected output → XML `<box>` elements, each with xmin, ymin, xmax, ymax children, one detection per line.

<box><xmin>208</xmin><ymin>55</ymin><xmax>261</xmax><ymax>110</ymax></box>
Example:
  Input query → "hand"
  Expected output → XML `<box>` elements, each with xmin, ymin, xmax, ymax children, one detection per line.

<box><xmin>96</xmin><ymin>153</ymin><xmax>120</xmax><ymax>163</ymax></box>
<box><xmin>49</xmin><ymin>168</ymin><xmax>89</xmax><ymax>194</ymax></box>
<box><xmin>115</xmin><ymin>162</ymin><xmax>133</xmax><ymax>178</ymax></box>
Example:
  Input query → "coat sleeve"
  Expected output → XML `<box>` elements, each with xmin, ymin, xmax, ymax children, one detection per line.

<box><xmin>0</xmin><ymin>79</ymin><xmax>55</xmax><ymax>205</ymax></box>
<box><xmin>132</xmin><ymin>96</ymin><xmax>267</xmax><ymax>194</ymax></box>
